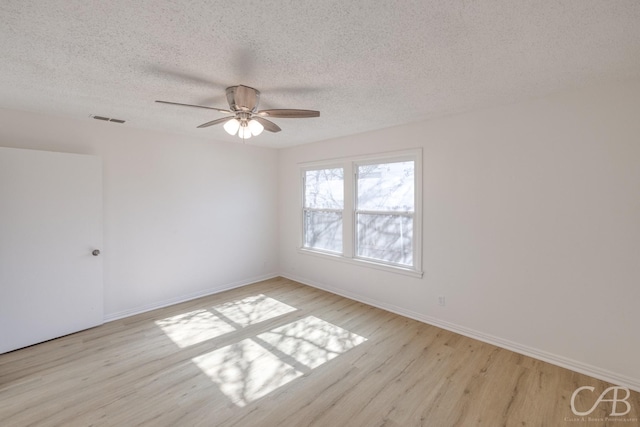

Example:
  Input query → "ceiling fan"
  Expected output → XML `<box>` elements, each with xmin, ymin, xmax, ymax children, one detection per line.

<box><xmin>156</xmin><ymin>85</ymin><xmax>320</xmax><ymax>140</ymax></box>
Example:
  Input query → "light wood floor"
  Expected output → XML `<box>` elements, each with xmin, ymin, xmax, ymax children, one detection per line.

<box><xmin>1</xmin><ymin>277</ymin><xmax>638</xmax><ymax>426</ymax></box>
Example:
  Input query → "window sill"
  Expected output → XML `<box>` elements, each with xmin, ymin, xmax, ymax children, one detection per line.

<box><xmin>297</xmin><ymin>248</ymin><xmax>424</xmax><ymax>279</ymax></box>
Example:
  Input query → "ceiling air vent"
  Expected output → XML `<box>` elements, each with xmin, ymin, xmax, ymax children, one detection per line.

<box><xmin>92</xmin><ymin>115</ymin><xmax>126</xmax><ymax>124</ymax></box>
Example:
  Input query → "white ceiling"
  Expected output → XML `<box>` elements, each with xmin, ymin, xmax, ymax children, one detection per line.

<box><xmin>1</xmin><ymin>1</ymin><xmax>639</xmax><ymax>148</ymax></box>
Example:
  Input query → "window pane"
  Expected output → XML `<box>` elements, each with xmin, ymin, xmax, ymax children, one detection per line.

<box><xmin>304</xmin><ymin>211</ymin><xmax>342</xmax><ymax>253</ymax></box>
<box><xmin>305</xmin><ymin>169</ymin><xmax>344</xmax><ymax>209</ymax></box>
<box><xmin>356</xmin><ymin>213</ymin><xmax>412</xmax><ymax>266</ymax></box>
<box><xmin>357</xmin><ymin>161</ymin><xmax>414</xmax><ymax>211</ymax></box>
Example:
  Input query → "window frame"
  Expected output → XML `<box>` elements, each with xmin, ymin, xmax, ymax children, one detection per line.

<box><xmin>299</xmin><ymin>149</ymin><xmax>423</xmax><ymax>278</ymax></box>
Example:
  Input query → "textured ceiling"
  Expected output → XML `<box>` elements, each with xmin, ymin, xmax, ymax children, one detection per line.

<box><xmin>1</xmin><ymin>1</ymin><xmax>640</xmax><ymax>148</ymax></box>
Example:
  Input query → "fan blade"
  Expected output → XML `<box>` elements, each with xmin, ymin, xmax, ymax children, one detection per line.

<box><xmin>156</xmin><ymin>100</ymin><xmax>231</xmax><ymax>114</ymax></box>
<box><xmin>146</xmin><ymin>65</ymin><xmax>227</xmax><ymax>88</ymax></box>
<box><xmin>257</xmin><ymin>109</ymin><xmax>320</xmax><ymax>118</ymax></box>
<box><xmin>197</xmin><ymin>116</ymin><xmax>235</xmax><ymax>128</ymax></box>
<box><xmin>253</xmin><ymin>117</ymin><xmax>281</xmax><ymax>133</ymax></box>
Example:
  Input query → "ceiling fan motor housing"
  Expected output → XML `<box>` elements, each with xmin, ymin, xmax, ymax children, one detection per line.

<box><xmin>226</xmin><ymin>85</ymin><xmax>260</xmax><ymax>112</ymax></box>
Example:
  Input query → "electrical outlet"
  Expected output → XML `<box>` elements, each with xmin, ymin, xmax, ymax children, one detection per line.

<box><xmin>438</xmin><ymin>296</ymin><xmax>446</xmax><ymax>306</ymax></box>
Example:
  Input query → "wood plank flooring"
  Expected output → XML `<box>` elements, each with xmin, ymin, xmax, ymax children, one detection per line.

<box><xmin>1</xmin><ymin>277</ymin><xmax>638</xmax><ymax>426</ymax></box>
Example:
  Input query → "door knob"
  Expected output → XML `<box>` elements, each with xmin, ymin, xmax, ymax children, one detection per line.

<box><xmin>92</xmin><ymin>249</ymin><xmax>101</xmax><ymax>256</ymax></box>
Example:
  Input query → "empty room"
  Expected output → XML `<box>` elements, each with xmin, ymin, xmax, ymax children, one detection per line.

<box><xmin>1</xmin><ymin>1</ymin><xmax>639</xmax><ymax>426</ymax></box>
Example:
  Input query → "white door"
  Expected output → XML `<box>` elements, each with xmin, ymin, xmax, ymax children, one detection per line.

<box><xmin>0</xmin><ymin>147</ymin><xmax>103</xmax><ymax>354</ymax></box>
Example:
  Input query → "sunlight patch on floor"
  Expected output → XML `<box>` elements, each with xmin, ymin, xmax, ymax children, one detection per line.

<box><xmin>155</xmin><ymin>309</ymin><xmax>236</xmax><ymax>348</ymax></box>
<box><xmin>156</xmin><ymin>294</ymin><xmax>297</xmax><ymax>348</ymax></box>
<box><xmin>258</xmin><ymin>315</ymin><xmax>367</xmax><ymax>369</ymax></box>
<box><xmin>212</xmin><ymin>294</ymin><xmax>297</xmax><ymax>327</ymax></box>
<box><xmin>192</xmin><ymin>338</ymin><xmax>303</xmax><ymax>407</ymax></box>
<box><xmin>158</xmin><ymin>294</ymin><xmax>367</xmax><ymax>406</ymax></box>
<box><xmin>192</xmin><ymin>315</ymin><xmax>367</xmax><ymax>406</ymax></box>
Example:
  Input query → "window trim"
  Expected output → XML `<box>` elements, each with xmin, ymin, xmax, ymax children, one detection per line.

<box><xmin>299</xmin><ymin>149</ymin><xmax>423</xmax><ymax>278</ymax></box>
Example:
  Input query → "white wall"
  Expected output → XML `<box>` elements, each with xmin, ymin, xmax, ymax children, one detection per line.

<box><xmin>0</xmin><ymin>108</ymin><xmax>279</xmax><ymax>319</ymax></box>
<box><xmin>278</xmin><ymin>79</ymin><xmax>640</xmax><ymax>390</ymax></box>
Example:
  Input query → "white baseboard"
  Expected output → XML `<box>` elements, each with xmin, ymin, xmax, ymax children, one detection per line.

<box><xmin>103</xmin><ymin>273</ymin><xmax>279</xmax><ymax>323</ymax></box>
<box><xmin>281</xmin><ymin>272</ymin><xmax>640</xmax><ymax>393</ymax></box>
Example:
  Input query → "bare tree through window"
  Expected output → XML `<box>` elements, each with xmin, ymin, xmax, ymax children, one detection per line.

<box><xmin>303</xmin><ymin>168</ymin><xmax>344</xmax><ymax>253</ymax></box>
<box><xmin>356</xmin><ymin>161</ymin><xmax>414</xmax><ymax>266</ymax></box>
<box><xmin>301</xmin><ymin>153</ymin><xmax>419</xmax><ymax>273</ymax></box>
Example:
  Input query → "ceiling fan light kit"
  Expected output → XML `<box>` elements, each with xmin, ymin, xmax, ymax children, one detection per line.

<box><xmin>156</xmin><ymin>85</ymin><xmax>319</xmax><ymax>141</ymax></box>
<box><xmin>247</xmin><ymin>119</ymin><xmax>264</xmax><ymax>136</ymax></box>
<box><xmin>223</xmin><ymin>117</ymin><xmax>240</xmax><ymax>135</ymax></box>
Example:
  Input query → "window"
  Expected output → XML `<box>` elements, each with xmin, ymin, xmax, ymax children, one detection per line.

<box><xmin>303</xmin><ymin>168</ymin><xmax>344</xmax><ymax>253</ymax></box>
<box><xmin>301</xmin><ymin>150</ymin><xmax>422</xmax><ymax>276</ymax></box>
<box><xmin>356</xmin><ymin>161</ymin><xmax>414</xmax><ymax>267</ymax></box>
